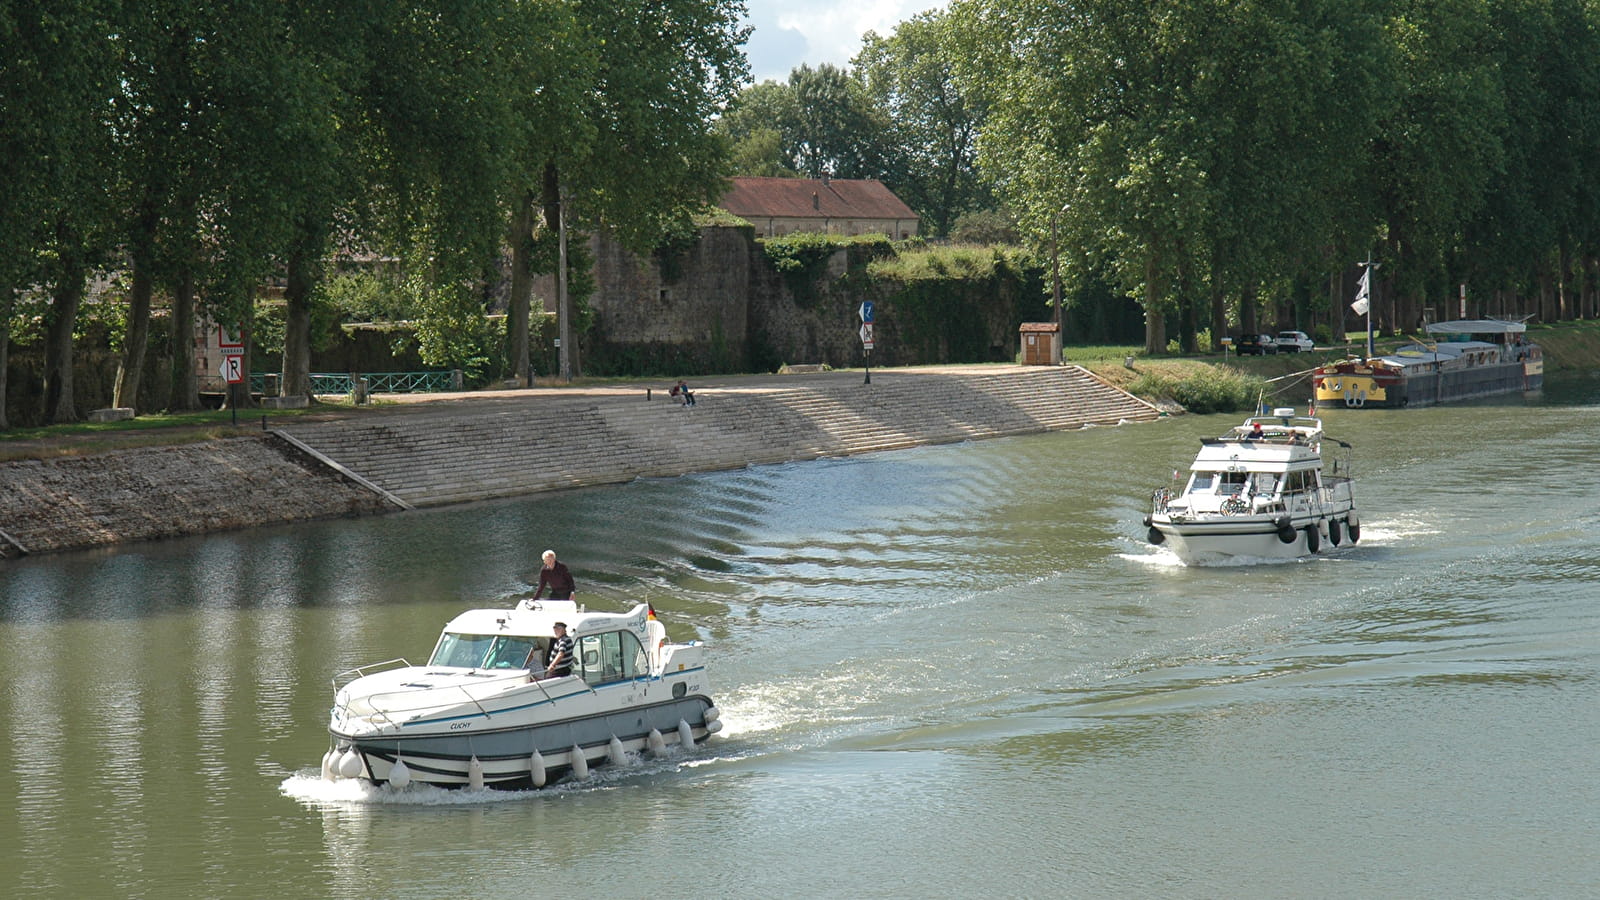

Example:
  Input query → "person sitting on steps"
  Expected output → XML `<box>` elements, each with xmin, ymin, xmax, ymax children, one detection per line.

<box><xmin>669</xmin><ymin>379</ymin><xmax>695</xmax><ymax>407</ymax></box>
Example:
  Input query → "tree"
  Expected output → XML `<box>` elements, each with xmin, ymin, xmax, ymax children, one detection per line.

<box><xmin>856</xmin><ymin>11</ymin><xmax>991</xmax><ymax>237</ymax></box>
<box><xmin>527</xmin><ymin>0</ymin><xmax>750</xmax><ymax>379</ymax></box>
<box><xmin>9</xmin><ymin>0</ymin><xmax>123</xmax><ymax>423</ymax></box>
<box><xmin>717</xmin><ymin>80</ymin><xmax>801</xmax><ymax>177</ymax></box>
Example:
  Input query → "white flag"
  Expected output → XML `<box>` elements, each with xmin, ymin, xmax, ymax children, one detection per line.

<box><xmin>1351</xmin><ymin>268</ymin><xmax>1371</xmax><ymax>315</ymax></box>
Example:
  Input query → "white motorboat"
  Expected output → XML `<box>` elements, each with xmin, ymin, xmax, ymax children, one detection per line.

<box><xmin>323</xmin><ymin>598</ymin><xmax>719</xmax><ymax>789</ymax></box>
<box><xmin>1143</xmin><ymin>408</ymin><xmax>1359</xmax><ymax>564</ymax></box>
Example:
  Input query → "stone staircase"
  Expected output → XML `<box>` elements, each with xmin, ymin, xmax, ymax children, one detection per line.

<box><xmin>276</xmin><ymin>365</ymin><xmax>1160</xmax><ymax>508</ymax></box>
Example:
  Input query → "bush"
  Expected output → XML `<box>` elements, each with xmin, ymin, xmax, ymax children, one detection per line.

<box><xmin>1128</xmin><ymin>366</ymin><xmax>1264</xmax><ymax>414</ymax></box>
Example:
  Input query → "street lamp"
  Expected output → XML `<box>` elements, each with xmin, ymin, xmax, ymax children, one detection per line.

<box><xmin>1050</xmin><ymin>201</ymin><xmax>1070</xmax><ymax>356</ymax></box>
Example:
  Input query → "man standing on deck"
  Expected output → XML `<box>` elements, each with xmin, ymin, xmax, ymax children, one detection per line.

<box><xmin>535</xmin><ymin>549</ymin><xmax>576</xmax><ymax>601</ymax></box>
<box><xmin>545</xmin><ymin>622</ymin><xmax>574</xmax><ymax>678</ymax></box>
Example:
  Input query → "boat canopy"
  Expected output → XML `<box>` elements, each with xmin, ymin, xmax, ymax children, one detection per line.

<box><xmin>1424</xmin><ymin>319</ymin><xmax>1526</xmax><ymax>336</ymax></box>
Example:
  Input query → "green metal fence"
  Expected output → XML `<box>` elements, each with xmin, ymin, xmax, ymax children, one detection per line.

<box><xmin>248</xmin><ymin>371</ymin><xmax>461</xmax><ymax>395</ymax></box>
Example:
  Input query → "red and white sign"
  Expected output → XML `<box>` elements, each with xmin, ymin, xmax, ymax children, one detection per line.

<box><xmin>218</xmin><ymin>356</ymin><xmax>244</xmax><ymax>385</ymax></box>
<box><xmin>860</xmin><ymin>322</ymin><xmax>875</xmax><ymax>350</ymax></box>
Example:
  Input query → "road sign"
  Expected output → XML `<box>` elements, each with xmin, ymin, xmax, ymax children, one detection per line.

<box><xmin>218</xmin><ymin>356</ymin><xmax>243</xmax><ymax>385</ymax></box>
<box><xmin>858</xmin><ymin>300</ymin><xmax>874</xmax><ymax>324</ymax></box>
<box><xmin>219</xmin><ymin>345</ymin><xmax>244</xmax><ymax>357</ymax></box>
<box><xmin>860</xmin><ymin>322</ymin><xmax>874</xmax><ymax>346</ymax></box>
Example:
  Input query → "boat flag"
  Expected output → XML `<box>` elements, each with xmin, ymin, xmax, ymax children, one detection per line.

<box><xmin>1351</xmin><ymin>268</ymin><xmax>1371</xmax><ymax>315</ymax></box>
<box><xmin>647</xmin><ymin>602</ymin><xmax>658</xmax><ymax>621</ymax></box>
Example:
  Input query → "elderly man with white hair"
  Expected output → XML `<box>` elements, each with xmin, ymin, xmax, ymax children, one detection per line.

<box><xmin>534</xmin><ymin>549</ymin><xmax>576</xmax><ymax>601</ymax></box>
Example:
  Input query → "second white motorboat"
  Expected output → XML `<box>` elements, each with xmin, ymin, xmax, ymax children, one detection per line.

<box><xmin>1143</xmin><ymin>408</ymin><xmax>1359</xmax><ymax>564</ymax></box>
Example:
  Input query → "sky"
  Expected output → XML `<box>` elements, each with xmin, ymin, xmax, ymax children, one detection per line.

<box><xmin>741</xmin><ymin>0</ymin><xmax>948</xmax><ymax>84</ymax></box>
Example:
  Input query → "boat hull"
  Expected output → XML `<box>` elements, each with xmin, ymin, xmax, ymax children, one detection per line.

<box><xmin>1151</xmin><ymin>507</ymin><xmax>1358</xmax><ymax>565</ymax></box>
<box><xmin>332</xmin><ymin>693</ymin><xmax>715</xmax><ymax>788</ymax></box>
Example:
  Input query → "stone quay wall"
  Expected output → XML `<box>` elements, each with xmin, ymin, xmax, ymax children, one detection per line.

<box><xmin>0</xmin><ymin>436</ymin><xmax>398</xmax><ymax>558</ymax></box>
<box><xmin>0</xmin><ymin>365</ymin><xmax>1161</xmax><ymax>559</ymax></box>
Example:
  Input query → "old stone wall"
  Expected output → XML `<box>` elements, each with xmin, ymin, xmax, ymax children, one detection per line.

<box><xmin>572</xmin><ymin>227</ymin><xmax>1036</xmax><ymax>374</ymax></box>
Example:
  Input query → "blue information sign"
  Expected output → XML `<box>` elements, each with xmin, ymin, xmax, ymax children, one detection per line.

<box><xmin>858</xmin><ymin>301</ymin><xmax>874</xmax><ymax>324</ymax></box>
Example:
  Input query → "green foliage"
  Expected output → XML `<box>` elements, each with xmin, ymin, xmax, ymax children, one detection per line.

<box><xmin>316</xmin><ymin>269</ymin><xmax>416</xmax><ymax>323</ymax></box>
<box><xmin>949</xmin><ymin>209</ymin><xmax>1020</xmax><ymax>245</ymax></box>
<box><xmin>760</xmin><ymin>233</ymin><xmax>894</xmax><ymax>303</ymax></box>
<box><xmin>1127</xmin><ymin>367</ymin><xmax>1265</xmax><ymax>415</ymax></box>
<box><xmin>402</xmin><ymin>271</ymin><xmax>505</xmax><ymax>387</ymax></box>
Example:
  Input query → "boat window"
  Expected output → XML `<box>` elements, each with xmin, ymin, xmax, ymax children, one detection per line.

<box><xmin>430</xmin><ymin>633</ymin><xmax>496</xmax><ymax>668</ymax></box>
<box><xmin>485</xmin><ymin>636</ymin><xmax>540</xmax><ymax>670</ymax></box>
<box><xmin>1250</xmin><ymin>473</ymin><xmax>1279</xmax><ymax>495</ymax></box>
<box><xmin>1219</xmin><ymin>472</ymin><xmax>1249</xmax><ymax>494</ymax></box>
<box><xmin>575</xmin><ymin>630</ymin><xmax>648</xmax><ymax>686</ymax></box>
<box><xmin>1189</xmin><ymin>472</ymin><xmax>1217</xmax><ymax>492</ymax></box>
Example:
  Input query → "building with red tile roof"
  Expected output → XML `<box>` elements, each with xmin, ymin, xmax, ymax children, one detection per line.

<box><xmin>719</xmin><ymin>176</ymin><xmax>919</xmax><ymax>239</ymax></box>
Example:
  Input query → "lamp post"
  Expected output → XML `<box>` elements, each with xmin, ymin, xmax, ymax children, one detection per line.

<box><xmin>1050</xmin><ymin>202</ymin><xmax>1070</xmax><ymax>360</ymax></box>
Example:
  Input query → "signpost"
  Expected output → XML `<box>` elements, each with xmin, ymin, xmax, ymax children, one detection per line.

<box><xmin>218</xmin><ymin>356</ymin><xmax>243</xmax><ymax>426</ymax></box>
<box><xmin>858</xmin><ymin>302</ymin><xmax>875</xmax><ymax>383</ymax></box>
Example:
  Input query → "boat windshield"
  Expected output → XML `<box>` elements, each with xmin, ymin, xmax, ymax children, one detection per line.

<box><xmin>429</xmin><ymin>633</ymin><xmax>541</xmax><ymax>670</ymax></box>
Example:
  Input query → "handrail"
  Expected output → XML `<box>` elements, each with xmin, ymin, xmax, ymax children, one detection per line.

<box><xmin>331</xmin><ymin>658</ymin><xmax>411</xmax><ymax>690</ymax></box>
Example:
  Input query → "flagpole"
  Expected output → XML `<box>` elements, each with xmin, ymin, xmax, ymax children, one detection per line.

<box><xmin>1355</xmin><ymin>255</ymin><xmax>1378</xmax><ymax>360</ymax></box>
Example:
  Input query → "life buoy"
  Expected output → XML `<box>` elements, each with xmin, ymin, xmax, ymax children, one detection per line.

<box><xmin>1147</xmin><ymin>526</ymin><xmax>1165</xmax><ymax>545</ymax></box>
<box><xmin>1305</xmin><ymin>525</ymin><xmax>1320</xmax><ymax>553</ymax></box>
<box><xmin>1328</xmin><ymin>518</ymin><xmax>1342</xmax><ymax>546</ymax></box>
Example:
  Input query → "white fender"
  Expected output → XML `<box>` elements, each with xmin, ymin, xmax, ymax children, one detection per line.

<box><xmin>678</xmin><ymin>718</ymin><xmax>695</xmax><ymax>748</ymax></box>
<box><xmin>703</xmin><ymin>706</ymin><xmax>721</xmax><ymax>724</ymax></box>
<box><xmin>467</xmin><ymin>756</ymin><xmax>484</xmax><ymax>790</ymax></box>
<box><xmin>337</xmin><ymin>749</ymin><xmax>364</xmax><ymax>779</ymax></box>
<box><xmin>388</xmin><ymin>758</ymin><xmax>411</xmax><ymax>788</ymax></box>
<box><xmin>647</xmin><ymin>728</ymin><xmax>666</xmax><ymax>757</ymax></box>
<box><xmin>321</xmin><ymin>749</ymin><xmax>336</xmax><ymax>781</ymax></box>
<box><xmin>529</xmin><ymin>749</ymin><xmax>546</xmax><ymax>788</ymax></box>
<box><xmin>706</xmin><ymin>719</ymin><xmax>723</xmax><ymax>734</ymax></box>
<box><xmin>570</xmin><ymin>745</ymin><xmax>589</xmax><ymax>780</ymax></box>
<box><xmin>609</xmin><ymin>736</ymin><xmax>627</xmax><ymax>767</ymax></box>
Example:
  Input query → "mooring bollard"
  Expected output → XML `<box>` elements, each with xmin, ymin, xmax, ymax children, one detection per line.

<box><xmin>647</xmin><ymin>388</ymin><xmax>652</xmax><ymax>401</ymax></box>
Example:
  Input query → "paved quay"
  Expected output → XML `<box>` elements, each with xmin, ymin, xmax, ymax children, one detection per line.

<box><xmin>0</xmin><ymin>364</ymin><xmax>1160</xmax><ymax>558</ymax></box>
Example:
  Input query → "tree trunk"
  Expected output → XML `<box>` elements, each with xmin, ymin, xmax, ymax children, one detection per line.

<box><xmin>115</xmin><ymin>203</ymin><xmax>159</xmax><ymax>412</ymax></box>
<box><xmin>508</xmin><ymin>189</ymin><xmax>535</xmax><ymax>386</ymax></box>
<box><xmin>115</xmin><ymin>252</ymin><xmax>154</xmax><ymax>411</ymax></box>
<box><xmin>1240</xmin><ymin>284</ymin><xmax>1258</xmax><ymax>335</ymax></box>
<box><xmin>168</xmin><ymin>267</ymin><xmax>200</xmax><ymax>411</ymax></box>
<box><xmin>540</xmin><ymin>162</ymin><xmax>580</xmax><ymax>379</ymax></box>
<box><xmin>0</xmin><ymin>287</ymin><xmax>11</xmax><ymax>431</ymax></box>
<box><xmin>43</xmin><ymin>228</ymin><xmax>85</xmax><ymax>424</ymax></box>
<box><xmin>1142</xmin><ymin>252</ymin><xmax>1165</xmax><ymax>355</ymax></box>
<box><xmin>1208</xmin><ymin>260</ymin><xmax>1226</xmax><ymax>351</ymax></box>
<box><xmin>1328</xmin><ymin>270</ymin><xmax>1345</xmax><ymax>342</ymax></box>
<box><xmin>282</xmin><ymin>243</ymin><xmax>316</xmax><ymax>400</ymax></box>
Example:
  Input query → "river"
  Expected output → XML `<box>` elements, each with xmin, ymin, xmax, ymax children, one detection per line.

<box><xmin>3</xmin><ymin>377</ymin><xmax>1597</xmax><ymax>898</ymax></box>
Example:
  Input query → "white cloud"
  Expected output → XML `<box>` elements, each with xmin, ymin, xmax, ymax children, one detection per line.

<box><xmin>742</xmin><ymin>0</ymin><xmax>947</xmax><ymax>84</ymax></box>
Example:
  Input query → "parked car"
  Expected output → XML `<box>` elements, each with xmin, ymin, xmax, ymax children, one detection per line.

<box><xmin>1235</xmin><ymin>333</ymin><xmax>1277</xmax><ymax>355</ymax></box>
<box><xmin>1275</xmin><ymin>330</ymin><xmax>1314</xmax><ymax>353</ymax></box>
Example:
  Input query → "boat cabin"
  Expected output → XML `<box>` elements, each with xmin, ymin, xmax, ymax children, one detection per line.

<box><xmin>426</xmin><ymin>600</ymin><xmax>658</xmax><ymax>686</ymax></box>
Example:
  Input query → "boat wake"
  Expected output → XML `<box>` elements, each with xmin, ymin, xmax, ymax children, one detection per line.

<box><xmin>280</xmin><ymin>745</ymin><xmax>719</xmax><ymax>806</ymax></box>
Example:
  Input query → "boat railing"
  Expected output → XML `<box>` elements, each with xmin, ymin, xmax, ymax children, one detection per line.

<box><xmin>331</xmin><ymin>658</ymin><xmax>412</xmax><ymax>691</ymax></box>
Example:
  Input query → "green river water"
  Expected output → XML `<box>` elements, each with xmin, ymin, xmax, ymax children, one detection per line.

<box><xmin>2</xmin><ymin>377</ymin><xmax>1597</xmax><ymax>898</ymax></box>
